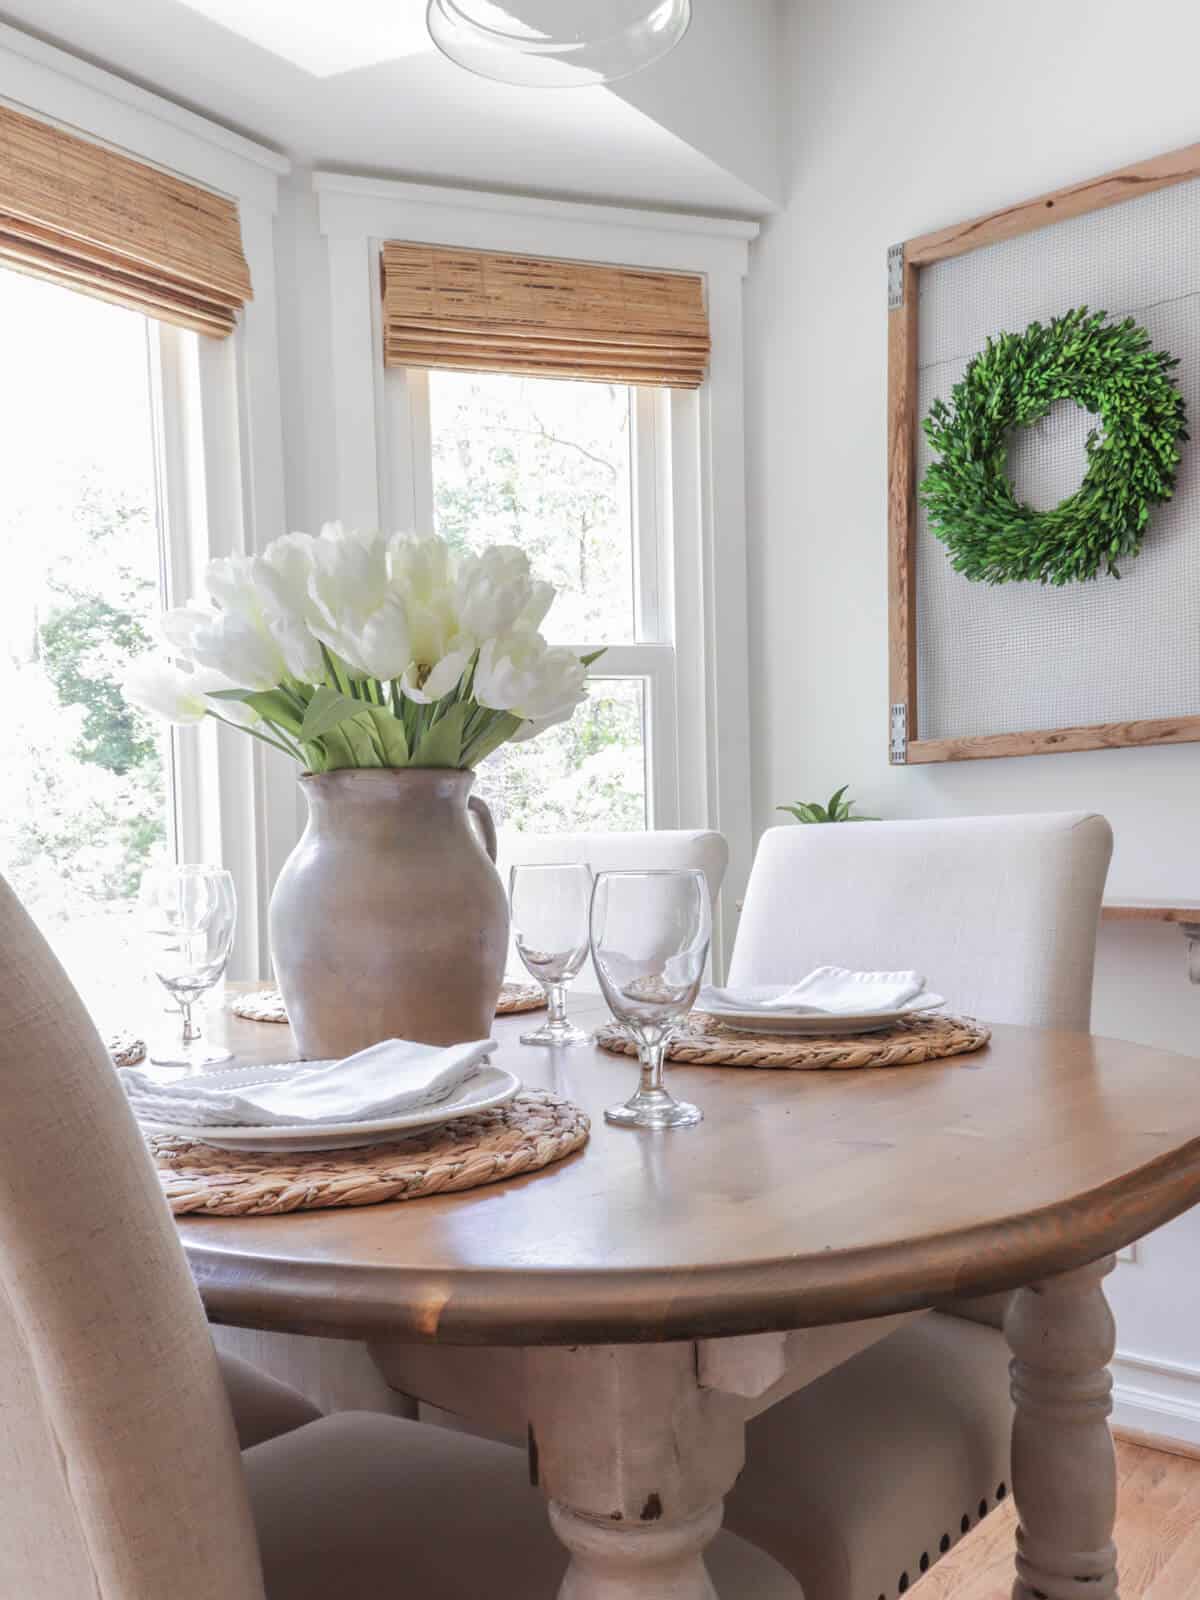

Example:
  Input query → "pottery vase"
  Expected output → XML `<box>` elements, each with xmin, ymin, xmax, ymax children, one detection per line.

<box><xmin>269</xmin><ymin>769</ymin><xmax>508</xmax><ymax>1058</ymax></box>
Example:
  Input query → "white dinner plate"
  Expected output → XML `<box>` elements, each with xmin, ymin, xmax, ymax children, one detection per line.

<box><xmin>135</xmin><ymin>1061</ymin><xmax>521</xmax><ymax>1152</ymax></box>
<box><xmin>699</xmin><ymin>992</ymin><xmax>945</xmax><ymax>1037</ymax></box>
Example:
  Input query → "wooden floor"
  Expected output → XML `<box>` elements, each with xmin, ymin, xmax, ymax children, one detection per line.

<box><xmin>918</xmin><ymin>1440</ymin><xmax>1200</xmax><ymax>1598</ymax></box>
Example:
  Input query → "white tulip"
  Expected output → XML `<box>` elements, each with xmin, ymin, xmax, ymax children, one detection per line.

<box><xmin>400</xmin><ymin>645</ymin><xmax>473</xmax><ymax>704</ymax></box>
<box><xmin>268</xmin><ymin>615</ymin><xmax>325</xmax><ymax>683</ymax></box>
<box><xmin>122</xmin><ymin>659</ymin><xmax>259</xmax><ymax>726</ymax></box>
<box><xmin>161</xmin><ymin>605</ymin><xmax>286</xmax><ymax>691</ymax></box>
<box><xmin>183</xmin><ymin>544</ymin><xmax>325</xmax><ymax>686</ymax></box>
<box><xmin>313</xmin><ymin>594</ymin><xmax>413</xmax><ymax>682</ymax></box>
<box><xmin>474</xmin><ymin>633</ymin><xmax>588</xmax><ymax>724</ymax></box>
<box><xmin>388</xmin><ymin>532</ymin><xmax>461</xmax><ymax>666</ymax></box>
<box><xmin>514</xmin><ymin>579</ymin><xmax>555</xmax><ymax>634</ymax></box>
<box><xmin>254</xmin><ymin>533</ymin><xmax>318</xmax><ymax>620</ymax></box>
<box><xmin>309</xmin><ymin>525</ymin><xmax>389</xmax><ymax>624</ymax></box>
<box><xmin>307</xmin><ymin>527</ymin><xmax>413</xmax><ymax>679</ymax></box>
<box><xmin>509</xmin><ymin>702</ymin><xmax>579</xmax><ymax>742</ymax></box>
<box><xmin>456</xmin><ymin>545</ymin><xmax>538</xmax><ymax>639</ymax></box>
<box><xmin>203</xmin><ymin>554</ymin><xmax>260</xmax><ymax>622</ymax></box>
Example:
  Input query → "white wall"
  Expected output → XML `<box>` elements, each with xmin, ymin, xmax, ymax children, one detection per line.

<box><xmin>745</xmin><ymin>0</ymin><xmax>1200</xmax><ymax>1442</ymax></box>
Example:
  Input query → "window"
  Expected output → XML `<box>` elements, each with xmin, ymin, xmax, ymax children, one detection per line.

<box><xmin>391</xmin><ymin>366</ymin><xmax>678</xmax><ymax>837</ymax></box>
<box><xmin>0</xmin><ymin>269</ymin><xmax>182</xmax><ymax>1019</ymax></box>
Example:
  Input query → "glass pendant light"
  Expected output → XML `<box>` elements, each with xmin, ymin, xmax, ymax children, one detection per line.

<box><xmin>426</xmin><ymin>1</ymin><xmax>692</xmax><ymax>88</ymax></box>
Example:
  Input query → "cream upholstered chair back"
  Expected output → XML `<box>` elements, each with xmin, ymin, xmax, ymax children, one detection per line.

<box><xmin>498</xmin><ymin>829</ymin><xmax>729</xmax><ymax>991</ymax></box>
<box><xmin>729</xmin><ymin>812</ymin><xmax>1112</xmax><ymax>1029</ymax></box>
<box><xmin>0</xmin><ymin>876</ymin><xmax>265</xmax><ymax>1599</ymax></box>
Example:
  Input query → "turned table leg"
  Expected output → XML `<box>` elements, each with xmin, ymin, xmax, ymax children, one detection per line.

<box><xmin>525</xmin><ymin>1343</ymin><xmax>746</xmax><ymax>1600</ymax></box>
<box><xmin>1005</xmin><ymin>1256</ymin><xmax>1118</xmax><ymax>1600</ymax></box>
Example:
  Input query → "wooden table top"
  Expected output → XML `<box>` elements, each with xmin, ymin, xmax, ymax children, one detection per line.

<box><xmin>179</xmin><ymin>995</ymin><xmax>1200</xmax><ymax>1347</ymax></box>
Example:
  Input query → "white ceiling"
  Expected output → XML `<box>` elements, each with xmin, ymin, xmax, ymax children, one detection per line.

<box><xmin>0</xmin><ymin>0</ymin><xmax>779</xmax><ymax>214</ymax></box>
<box><xmin>175</xmin><ymin>0</ymin><xmax>433</xmax><ymax>78</ymax></box>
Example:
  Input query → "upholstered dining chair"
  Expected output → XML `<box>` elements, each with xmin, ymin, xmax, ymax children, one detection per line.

<box><xmin>499</xmin><ymin>826</ymin><xmax>731</xmax><ymax>990</ymax></box>
<box><xmin>718</xmin><ymin>810</ymin><xmax>1114</xmax><ymax>1598</ymax></box>
<box><xmin>0</xmin><ymin>871</ymin><xmax>798</xmax><ymax>1599</ymax></box>
<box><xmin>349</xmin><ymin>811</ymin><xmax>1110</xmax><ymax>1600</ymax></box>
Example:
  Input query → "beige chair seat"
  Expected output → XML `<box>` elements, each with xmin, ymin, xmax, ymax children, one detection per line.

<box><xmin>723</xmin><ymin>1315</ymin><xmax>1013</xmax><ymax>1600</ymax></box>
<box><xmin>246</xmin><ymin>1410</ymin><xmax>803</xmax><ymax>1598</ymax></box>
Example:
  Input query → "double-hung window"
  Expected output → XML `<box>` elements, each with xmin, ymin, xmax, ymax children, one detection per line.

<box><xmin>388</xmin><ymin>365</ymin><xmax>677</xmax><ymax>835</ymax></box>
<box><xmin>0</xmin><ymin>84</ymin><xmax>283</xmax><ymax>1006</ymax></box>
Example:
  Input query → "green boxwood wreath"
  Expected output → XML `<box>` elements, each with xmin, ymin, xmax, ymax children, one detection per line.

<box><xmin>920</xmin><ymin>306</ymin><xmax>1188</xmax><ymax>586</ymax></box>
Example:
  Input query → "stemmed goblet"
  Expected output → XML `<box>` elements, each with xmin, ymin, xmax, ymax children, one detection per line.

<box><xmin>589</xmin><ymin>868</ymin><xmax>711</xmax><ymax>1129</ymax></box>
<box><xmin>139</xmin><ymin>865</ymin><xmax>237</xmax><ymax>1068</ymax></box>
<box><xmin>510</xmin><ymin>862</ymin><xmax>594</xmax><ymax>1046</ymax></box>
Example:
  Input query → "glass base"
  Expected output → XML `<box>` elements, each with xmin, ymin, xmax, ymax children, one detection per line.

<box><xmin>148</xmin><ymin>1041</ymin><xmax>233</xmax><ymax>1070</ymax></box>
<box><xmin>605</xmin><ymin>1088</ymin><xmax>703</xmax><ymax>1130</ymax></box>
<box><xmin>520</xmin><ymin>1021</ymin><xmax>592</xmax><ymax>1047</ymax></box>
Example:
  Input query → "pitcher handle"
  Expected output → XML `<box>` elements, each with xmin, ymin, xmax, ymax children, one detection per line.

<box><xmin>468</xmin><ymin>794</ymin><xmax>498</xmax><ymax>863</ymax></box>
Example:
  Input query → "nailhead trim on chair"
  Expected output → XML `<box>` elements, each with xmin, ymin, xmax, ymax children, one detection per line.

<box><xmin>883</xmin><ymin>1481</ymin><xmax>1009</xmax><ymax>1598</ymax></box>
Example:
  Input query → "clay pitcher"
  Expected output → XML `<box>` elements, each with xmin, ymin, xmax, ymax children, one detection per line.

<box><xmin>269</xmin><ymin>769</ymin><xmax>508</xmax><ymax>1058</ymax></box>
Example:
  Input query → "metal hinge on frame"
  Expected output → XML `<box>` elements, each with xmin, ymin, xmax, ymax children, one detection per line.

<box><xmin>889</xmin><ymin>703</ymin><xmax>908</xmax><ymax>765</ymax></box>
<box><xmin>887</xmin><ymin>244</ymin><xmax>905</xmax><ymax>311</ymax></box>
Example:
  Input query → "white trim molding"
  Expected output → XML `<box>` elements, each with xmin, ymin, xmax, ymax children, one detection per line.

<box><xmin>314</xmin><ymin>169</ymin><xmax>758</xmax><ymax>968</ymax></box>
<box><xmin>1112</xmin><ymin>1350</ymin><xmax>1200</xmax><ymax>1452</ymax></box>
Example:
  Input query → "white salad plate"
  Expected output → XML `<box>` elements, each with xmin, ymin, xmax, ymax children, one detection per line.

<box><xmin>135</xmin><ymin>1061</ymin><xmax>521</xmax><ymax>1152</ymax></box>
<box><xmin>699</xmin><ymin>992</ymin><xmax>945</xmax><ymax>1037</ymax></box>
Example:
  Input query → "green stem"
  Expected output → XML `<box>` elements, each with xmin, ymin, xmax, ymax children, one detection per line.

<box><xmin>208</xmin><ymin>711</ymin><xmax>302</xmax><ymax>763</ymax></box>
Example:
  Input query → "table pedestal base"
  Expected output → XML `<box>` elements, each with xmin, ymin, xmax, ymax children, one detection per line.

<box><xmin>551</xmin><ymin>1503</ymin><xmax>723</xmax><ymax>1600</ymax></box>
<box><xmin>1006</xmin><ymin>1257</ymin><xmax>1119</xmax><ymax>1600</ymax></box>
<box><xmin>526</xmin><ymin>1343</ymin><xmax>745</xmax><ymax>1600</ymax></box>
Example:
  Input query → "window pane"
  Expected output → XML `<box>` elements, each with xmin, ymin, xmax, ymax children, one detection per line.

<box><xmin>0</xmin><ymin>271</ymin><xmax>174</xmax><ymax>1022</ymax></box>
<box><xmin>428</xmin><ymin>370</ymin><xmax>636</xmax><ymax>642</ymax></box>
<box><xmin>477</xmin><ymin>679</ymin><xmax>647</xmax><ymax>834</ymax></box>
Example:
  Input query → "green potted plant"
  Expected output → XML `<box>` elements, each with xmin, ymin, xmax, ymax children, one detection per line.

<box><xmin>777</xmin><ymin>786</ymin><xmax>877</xmax><ymax>824</ymax></box>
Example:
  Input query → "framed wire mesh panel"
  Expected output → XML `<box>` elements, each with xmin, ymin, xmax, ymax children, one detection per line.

<box><xmin>887</xmin><ymin>141</ymin><xmax>1200</xmax><ymax>764</ymax></box>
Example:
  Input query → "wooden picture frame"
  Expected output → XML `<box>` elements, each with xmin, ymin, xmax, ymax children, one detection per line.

<box><xmin>887</xmin><ymin>140</ymin><xmax>1200</xmax><ymax>765</ymax></box>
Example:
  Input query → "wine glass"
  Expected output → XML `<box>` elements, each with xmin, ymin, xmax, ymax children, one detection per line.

<box><xmin>589</xmin><ymin>868</ymin><xmax>711</xmax><ymax>1129</ymax></box>
<box><xmin>139</xmin><ymin>865</ymin><xmax>237</xmax><ymax>1068</ymax></box>
<box><xmin>510</xmin><ymin>862</ymin><xmax>594</xmax><ymax>1046</ymax></box>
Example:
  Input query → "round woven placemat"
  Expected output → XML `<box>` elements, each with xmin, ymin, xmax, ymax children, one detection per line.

<box><xmin>106</xmin><ymin>1031</ymin><xmax>146</xmax><ymax>1067</ymax></box>
<box><xmin>149</xmin><ymin>1088</ymin><xmax>589</xmax><ymax>1216</ymax></box>
<box><xmin>230</xmin><ymin>981</ymin><xmax>548</xmax><ymax>1025</ymax></box>
<box><xmin>230</xmin><ymin>989</ymin><xmax>289</xmax><ymax>1023</ymax></box>
<box><xmin>595</xmin><ymin>1011</ymin><xmax>990</xmax><ymax>1070</ymax></box>
<box><xmin>495</xmin><ymin>981</ymin><xmax>547</xmax><ymax>1015</ymax></box>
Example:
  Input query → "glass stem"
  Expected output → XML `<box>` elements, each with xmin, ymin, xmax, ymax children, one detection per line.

<box><xmin>179</xmin><ymin>999</ymin><xmax>200</xmax><ymax>1043</ymax></box>
<box><xmin>546</xmin><ymin>983</ymin><xmax>568</xmax><ymax>1027</ymax></box>
<box><xmin>639</xmin><ymin>1038</ymin><xmax>667</xmax><ymax>1095</ymax></box>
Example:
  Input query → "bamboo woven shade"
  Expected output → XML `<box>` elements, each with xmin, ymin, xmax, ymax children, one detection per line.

<box><xmin>381</xmin><ymin>242</ymin><xmax>710</xmax><ymax>388</ymax></box>
<box><xmin>0</xmin><ymin>103</ymin><xmax>252</xmax><ymax>337</ymax></box>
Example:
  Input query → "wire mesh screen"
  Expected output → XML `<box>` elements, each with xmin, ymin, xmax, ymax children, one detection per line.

<box><xmin>914</xmin><ymin>178</ymin><xmax>1200</xmax><ymax>741</ymax></box>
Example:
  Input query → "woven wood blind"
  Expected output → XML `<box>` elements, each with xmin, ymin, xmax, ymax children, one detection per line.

<box><xmin>0</xmin><ymin>103</ymin><xmax>252</xmax><ymax>337</ymax></box>
<box><xmin>381</xmin><ymin>242</ymin><xmax>710</xmax><ymax>388</ymax></box>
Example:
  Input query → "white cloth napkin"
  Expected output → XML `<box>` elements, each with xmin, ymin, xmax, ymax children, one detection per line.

<box><xmin>701</xmin><ymin>966</ymin><xmax>926</xmax><ymax>1016</ymax></box>
<box><xmin>122</xmin><ymin>1037</ymin><xmax>495</xmax><ymax>1129</ymax></box>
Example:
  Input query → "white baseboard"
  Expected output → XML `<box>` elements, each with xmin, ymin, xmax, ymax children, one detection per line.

<box><xmin>1112</xmin><ymin>1351</ymin><xmax>1200</xmax><ymax>1451</ymax></box>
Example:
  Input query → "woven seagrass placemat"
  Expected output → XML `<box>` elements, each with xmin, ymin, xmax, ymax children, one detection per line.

<box><xmin>595</xmin><ymin>1012</ymin><xmax>989</xmax><ymax>1070</ymax></box>
<box><xmin>106</xmin><ymin>1031</ymin><xmax>146</xmax><ymax>1067</ymax></box>
<box><xmin>230</xmin><ymin>981</ymin><xmax>548</xmax><ymax>1025</ymax></box>
<box><xmin>149</xmin><ymin>1088</ymin><xmax>588</xmax><ymax>1216</ymax></box>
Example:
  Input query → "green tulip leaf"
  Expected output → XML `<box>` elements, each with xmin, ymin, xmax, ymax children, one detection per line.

<box><xmin>412</xmin><ymin>702</ymin><xmax>467</xmax><ymax>768</ymax></box>
<box><xmin>299</xmin><ymin>686</ymin><xmax>366</xmax><ymax>742</ymax></box>
<box><xmin>364</xmin><ymin>704</ymin><xmax>410</xmax><ymax>767</ymax></box>
<box><xmin>463</xmin><ymin>712</ymin><xmax>523</xmax><ymax>767</ymax></box>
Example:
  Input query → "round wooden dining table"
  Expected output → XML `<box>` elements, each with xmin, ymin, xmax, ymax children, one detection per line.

<box><xmin>180</xmin><ymin>995</ymin><xmax>1200</xmax><ymax>1599</ymax></box>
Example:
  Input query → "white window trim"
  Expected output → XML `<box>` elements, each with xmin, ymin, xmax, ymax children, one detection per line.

<box><xmin>0</xmin><ymin>24</ymin><xmax>290</xmax><ymax>981</ymax></box>
<box><xmin>315</xmin><ymin>172</ymin><xmax>758</xmax><ymax>972</ymax></box>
